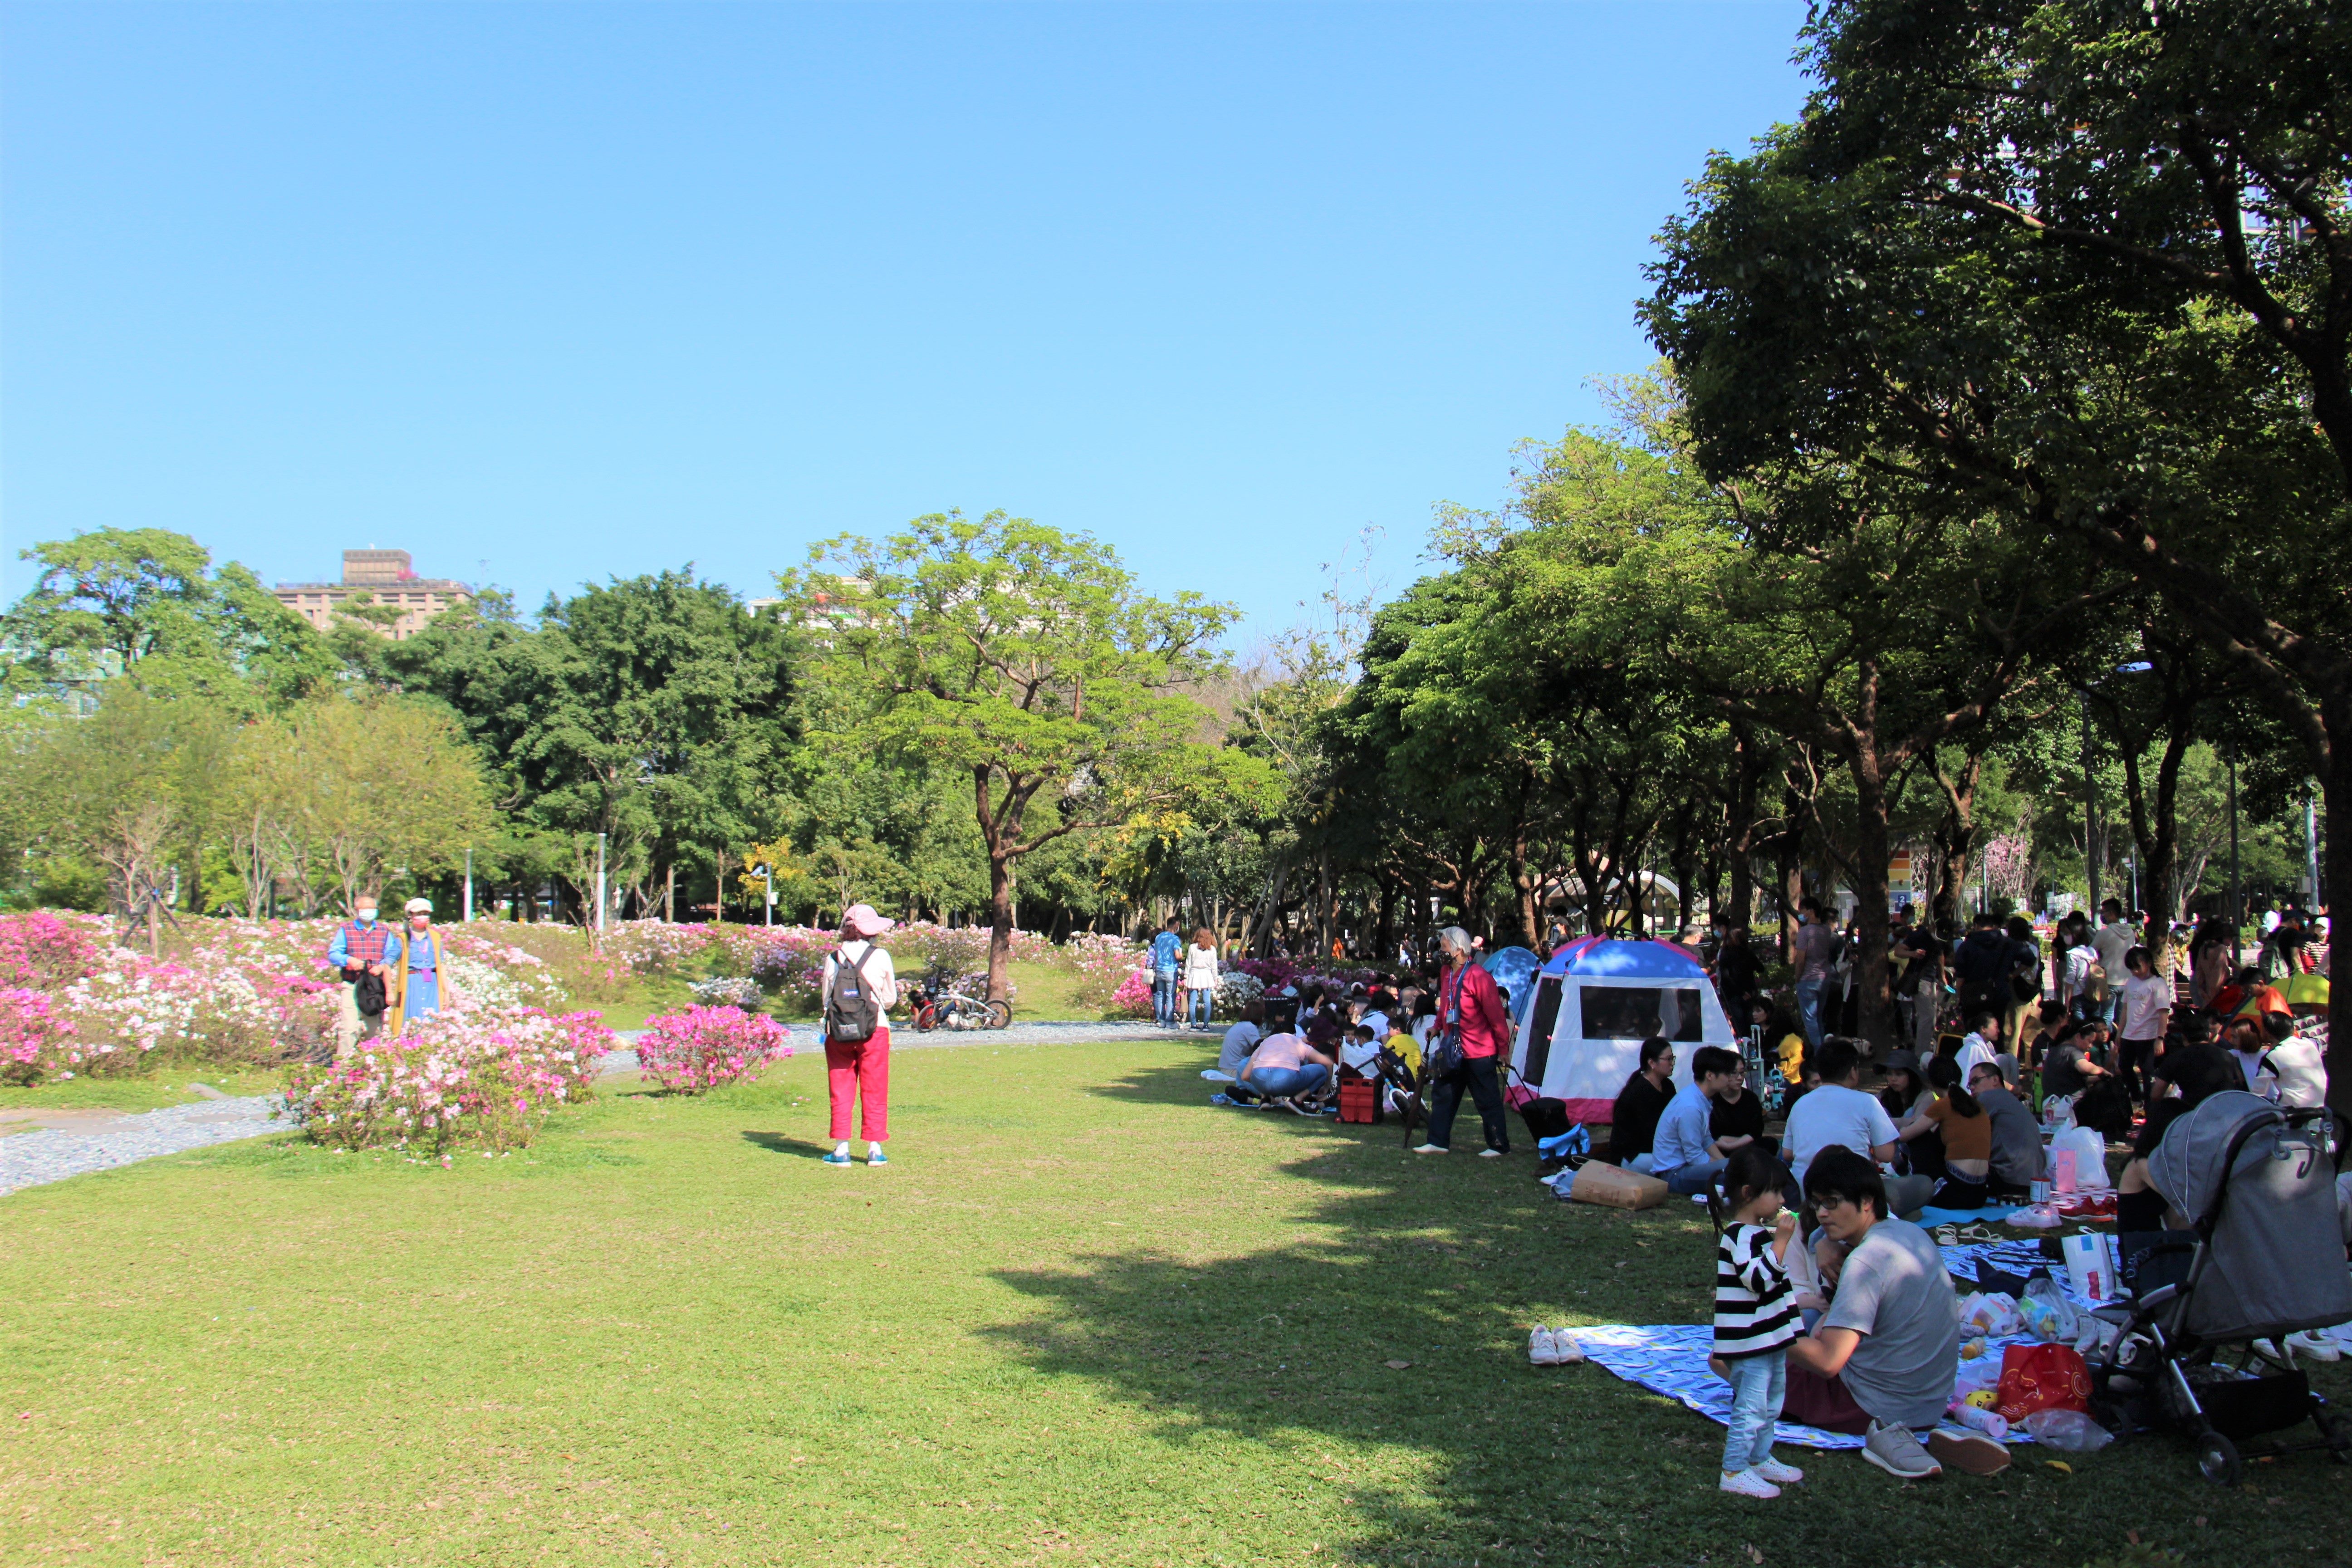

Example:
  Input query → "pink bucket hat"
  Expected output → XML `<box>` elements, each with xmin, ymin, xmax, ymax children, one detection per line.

<box><xmin>840</xmin><ymin>903</ymin><xmax>896</xmax><ymax>939</ymax></box>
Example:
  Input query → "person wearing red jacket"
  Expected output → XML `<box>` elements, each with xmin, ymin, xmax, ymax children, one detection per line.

<box><xmin>1414</xmin><ymin>926</ymin><xmax>1514</xmax><ymax>1156</ymax></box>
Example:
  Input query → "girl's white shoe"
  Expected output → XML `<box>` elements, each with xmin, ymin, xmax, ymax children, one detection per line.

<box><xmin>1751</xmin><ymin>1456</ymin><xmax>1803</xmax><ymax>1485</ymax></box>
<box><xmin>1719</xmin><ymin>1468</ymin><xmax>1780</xmax><ymax>1499</ymax></box>
<box><xmin>1528</xmin><ymin>1326</ymin><xmax>1560</xmax><ymax>1366</ymax></box>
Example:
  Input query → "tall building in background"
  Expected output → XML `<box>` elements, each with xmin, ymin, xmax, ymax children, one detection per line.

<box><xmin>273</xmin><ymin>549</ymin><xmax>471</xmax><ymax>640</ymax></box>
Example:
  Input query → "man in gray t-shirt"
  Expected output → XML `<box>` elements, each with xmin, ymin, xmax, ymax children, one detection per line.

<box><xmin>1822</xmin><ymin>1215</ymin><xmax>1962</xmax><ymax>1428</ymax></box>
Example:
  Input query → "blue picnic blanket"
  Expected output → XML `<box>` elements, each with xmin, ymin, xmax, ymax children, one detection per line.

<box><xmin>1564</xmin><ymin>1240</ymin><xmax>2081</xmax><ymax>1451</ymax></box>
<box><xmin>1917</xmin><ymin>1204</ymin><xmax>2024</xmax><ymax>1226</ymax></box>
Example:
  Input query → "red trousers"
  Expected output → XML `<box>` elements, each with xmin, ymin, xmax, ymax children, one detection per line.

<box><xmin>825</xmin><ymin>1026</ymin><xmax>891</xmax><ymax>1142</ymax></box>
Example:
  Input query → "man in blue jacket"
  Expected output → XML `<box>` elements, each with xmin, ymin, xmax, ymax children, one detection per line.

<box><xmin>1149</xmin><ymin>917</ymin><xmax>1184</xmax><ymax>1027</ymax></box>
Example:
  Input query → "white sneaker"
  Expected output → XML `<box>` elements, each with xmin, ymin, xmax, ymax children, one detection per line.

<box><xmin>1752</xmin><ymin>1456</ymin><xmax>1804</xmax><ymax>1485</ymax></box>
<box><xmin>1719</xmin><ymin>1468</ymin><xmax>1780</xmax><ymax>1499</ymax></box>
<box><xmin>2286</xmin><ymin>1330</ymin><xmax>2342</xmax><ymax>1363</ymax></box>
<box><xmin>1550</xmin><ymin>1331</ymin><xmax>1584</xmax><ymax>1364</ymax></box>
<box><xmin>1528</xmin><ymin>1326</ymin><xmax>1559</xmax><ymax>1366</ymax></box>
<box><xmin>1412</xmin><ymin>1144</ymin><xmax>1448</xmax><ymax>1155</ymax></box>
<box><xmin>1480</xmin><ymin>1148</ymin><xmax>1505</xmax><ymax>1158</ymax></box>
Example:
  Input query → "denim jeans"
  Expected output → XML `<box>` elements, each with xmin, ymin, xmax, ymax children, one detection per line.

<box><xmin>1243</xmin><ymin>1063</ymin><xmax>1328</xmax><ymax>1099</ymax></box>
<box><xmin>1721</xmin><ymin>1349</ymin><xmax>1788</xmax><ymax>1475</ymax></box>
<box><xmin>1660</xmin><ymin>1156</ymin><xmax>1727</xmax><ymax>1196</ymax></box>
<box><xmin>1794</xmin><ymin>977</ymin><xmax>1826</xmax><ymax>1048</ymax></box>
<box><xmin>1152</xmin><ymin>970</ymin><xmax>1178</xmax><ymax>1026</ymax></box>
<box><xmin>1187</xmin><ymin>987</ymin><xmax>1213</xmax><ymax>1028</ymax></box>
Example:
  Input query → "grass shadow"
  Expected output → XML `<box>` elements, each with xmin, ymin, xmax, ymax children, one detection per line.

<box><xmin>740</xmin><ymin>1129</ymin><xmax>835</xmax><ymax>1159</ymax></box>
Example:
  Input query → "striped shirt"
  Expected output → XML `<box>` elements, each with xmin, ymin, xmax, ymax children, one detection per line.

<box><xmin>1713</xmin><ymin>1222</ymin><xmax>1799</xmax><ymax>1358</ymax></box>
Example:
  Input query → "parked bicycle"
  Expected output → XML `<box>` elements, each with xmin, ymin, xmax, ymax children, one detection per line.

<box><xmin>909</xmin><ymin>973</ymin><xmax>1012</xmax><ymax>1032</ymax></box>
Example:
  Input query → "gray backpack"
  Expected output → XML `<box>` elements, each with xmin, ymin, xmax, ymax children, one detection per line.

<box><xmin>825</xmin><ymin>945</ymin><xmax>882</xmax><ymax>1044</ymax></box>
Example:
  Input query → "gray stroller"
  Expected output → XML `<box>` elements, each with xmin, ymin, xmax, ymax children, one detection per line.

<box><xmin>2094</xmin><ymin>1091</ymin><xmax>2352</xmax><ymax>1484</ymax></box>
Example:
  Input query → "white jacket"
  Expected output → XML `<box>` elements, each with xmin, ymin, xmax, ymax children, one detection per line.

<box><xmin>1181</xmin><ymin>944</ymin><xmax>1221</xmax><ymax>989</ymax></box>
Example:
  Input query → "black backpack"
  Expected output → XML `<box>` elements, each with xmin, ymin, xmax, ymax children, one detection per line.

<box><xmin>825</xmin><ymin>945</ymin><xmax>883</xmax><ymax>1044</ymax></box>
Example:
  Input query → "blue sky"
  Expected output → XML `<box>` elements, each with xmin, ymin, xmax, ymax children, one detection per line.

<box><xmin>1</xmin><ymin>1</ymin><xmax>1808</xmax><ymax>648</ymax></box>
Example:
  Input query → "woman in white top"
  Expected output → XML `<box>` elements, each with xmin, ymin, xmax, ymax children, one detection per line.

<box><xmin>1181</xmin><ymin>927</ymin><xmax>1221</xmax><ymax>1031</ymax></box>
<box><xmin>821</xmin><ymin>904</ymin><xmax>901</xmax><ymax>1166</ymax></box>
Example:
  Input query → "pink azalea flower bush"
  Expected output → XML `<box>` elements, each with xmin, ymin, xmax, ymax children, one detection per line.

<box><xmin>0</xmin><ymin>911</ymin><xmax>567</xmax><ymax>1081</ymax></box>
<box><xmin>635</xmin><ymin>1004</ymin><xmax>794</xmax><ymax>1094</ymax></box>
<box><xmin>0</xmin><ymin>910</ymin><xmax>102</xmax><ymax>990</ymax></box>
<box><xmin>283</xmin><ymin>1005</ymin><xmax>615</xmax><ymax>1153</ymax></box>
<box><xmin>1108</xmin><ymin>967</ymin><xmax>1155</xmax><ymax>1018</ymax></box>
<box><xmin>0</xmin><ymin>988</ymin><xmax>75</xmax><ymax>1086</ymax></box>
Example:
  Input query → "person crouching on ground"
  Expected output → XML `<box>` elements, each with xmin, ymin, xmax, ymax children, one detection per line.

<box><xmin>1218</xmin><ymin>1000</ymin><xmax>1266</xmax><ymax>1100</ymax></box>
<box><xmin>1709</xmin><ymin>1142</ymin><xmax>1805</xmax><ymax>1499</ymax></box>
<box><xmin>1782</xmin><ymin>1148</ymin><xmax>2007</xmax><ymax>1480</ymax></box>
<box><xmin>1238</xmin><ymin>1029</ymin><xmax>1335</xmax><ymax>1114</ymax></box>
<box><xmin>1648</xmin><ymin>1045</ymin><xmax>1755</xmax><ymax>1195</ymax></box>
<box><xmin>821</xmin><ymin>904</ymin><xmax>899</xmax><ymax>1167</ymax></box>
<box><xmin>1413</xmin><ymin>926</ymin><xmax>1513</xmax><ymax>1157</ymax></box>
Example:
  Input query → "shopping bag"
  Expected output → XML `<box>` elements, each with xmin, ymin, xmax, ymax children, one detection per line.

<box><xmin>2060</xmin><ymin>1232</ymin><xmax>2119</xmax><ymax>1304</ymax></box>
<box><xmin>1994</xmin><ymin>1342</ymin><xmax>2092</xmax><ymax>1422</ymax></box>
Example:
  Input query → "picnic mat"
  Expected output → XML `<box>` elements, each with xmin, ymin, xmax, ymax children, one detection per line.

<box><xmin>1916</xmin><ymin>1204</ymin><xmax>2024</xmax><ymax>1226</ymax></box>
<box><xmin>1564</xmin><ymin>1239</ymin><xmax>2083</xmax><ymax>1451</ymax></box>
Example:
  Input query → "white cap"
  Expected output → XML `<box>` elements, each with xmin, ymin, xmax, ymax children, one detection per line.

<box><xmin>404</xmin><ymin>897</ymin><xmax>433</xmax><ymax>915</ymax></box>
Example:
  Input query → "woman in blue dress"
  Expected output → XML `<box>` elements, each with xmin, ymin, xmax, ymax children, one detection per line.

<box><xmin>392</xmin><ymin>898</ymin><xmax>464</xmax><ymax>1034</ymax></box>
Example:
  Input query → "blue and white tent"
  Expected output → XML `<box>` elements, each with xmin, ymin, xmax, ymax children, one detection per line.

<box><xmin>1508</xmin><ymin>937</ymin><xmax>1736</xmax><ymax>1121</ymax></box>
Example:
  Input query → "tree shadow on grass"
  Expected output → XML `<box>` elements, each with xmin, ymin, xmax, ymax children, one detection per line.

<box><xmin>983</xmin><ymin>1058</ymin><xmax>1737</xmax><ymax>1565</ymax></box>
<box><xmin>978</xmin><ymin>1061</ymin><xmax>2259</xmax><ymax>1568</ymax></box>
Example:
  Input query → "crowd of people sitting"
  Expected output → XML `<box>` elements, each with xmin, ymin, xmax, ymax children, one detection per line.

<box><xmin>1189</xmin><ymin>895</ymin><xmax>2334</xmax><ymax>1494</ymax></box>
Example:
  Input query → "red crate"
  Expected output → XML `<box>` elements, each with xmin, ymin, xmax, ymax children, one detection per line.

<box><xmin>1338</xmin><ymin>1078</ymin><xmax>1380</xmax><ymax>1124</ymax></box>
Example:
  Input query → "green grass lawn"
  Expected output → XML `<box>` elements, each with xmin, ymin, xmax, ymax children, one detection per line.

<box><xmin>2</xmin><ymin>1039</ymin><xmax>2344</xmax><ymax>1567</ymax></box>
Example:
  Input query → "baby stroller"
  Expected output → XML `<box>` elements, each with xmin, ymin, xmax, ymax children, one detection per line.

<box><xmin>2092</xmin><ymin>1091</ymin><xmax>2352</xmax><ymax>1483</ymax></box>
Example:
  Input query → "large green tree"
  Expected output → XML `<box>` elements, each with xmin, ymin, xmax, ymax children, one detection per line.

<box><xmin>1645</xmin><ymin>0</ymin><xmax>2351</xmax><ymax>1023</ymax></box>
<box><xmin>780</xmin><ymin>511</ymin><xmax>1264</xmax><ymax>999</ymax></box>
<box><xmin>3</xmin><ymin>528</ymin><xmax>334</xmax><ymax>706</ymax></box>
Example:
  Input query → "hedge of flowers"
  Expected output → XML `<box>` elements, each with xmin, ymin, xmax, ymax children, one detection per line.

<box><xmin>282</xmin><ymin>1006</ymin><xmax>615</xmax><ymax>1153</ymax></box>
<box><xmin>0</xmin><ymin>910</ymin><xmax>572</xmax><ymax>1084</ymax></box>
<box><xmin>634</xmin><ymin>1004</ymin><xmax>794</xmax><ymax>1094</ymax></box>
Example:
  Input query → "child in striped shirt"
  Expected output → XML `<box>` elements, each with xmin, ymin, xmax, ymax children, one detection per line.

<box><xmin>1712</xmin><ymin>1142</ymin><xmax>1803</xmax><ymax>1498</ymax></box>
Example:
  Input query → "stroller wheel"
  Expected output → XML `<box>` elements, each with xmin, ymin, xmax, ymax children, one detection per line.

<box><xmin>2195</xmin><ymin>1431</ymin><xmax>2241</xmax><ymax>1487</ymax></box>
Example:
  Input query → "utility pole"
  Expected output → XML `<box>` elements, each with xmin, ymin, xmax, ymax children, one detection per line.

<box><xmin>463</xmin><ymin>848</ymin><xmax>474</xmax><ymax>924</ymax></box>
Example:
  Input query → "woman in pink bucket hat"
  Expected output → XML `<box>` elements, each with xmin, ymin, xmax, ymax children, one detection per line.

<box><xmin>821</xmin><ymin>904</ymin><xmax>901</xmax><ymax>1166</ymax></box>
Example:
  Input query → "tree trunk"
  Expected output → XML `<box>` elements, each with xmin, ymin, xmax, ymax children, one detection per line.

<box><xmin>1840</xmin><ymin>704</ymin><xmax>1901</xmax><ymax>1051</ymax></box>
<box><xmin>2320</xmin><ymin>692</ymin><xmax>2351</xmax><ymax>1126</ymax></box>
<box><xmin>1777</xmin><ymin>786</ymin><xmax>1803</xmax><ymax>963</ymax></box>
<box><xmin>986</xmin><ymin>853</ymin><xmax>1016</xmax><ymax>1001</ymax></box>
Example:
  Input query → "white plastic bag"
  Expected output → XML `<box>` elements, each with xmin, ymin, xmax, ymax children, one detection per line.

<box><xmin>2018</xmin><ymin>1408</ymin><xmax>2113</xmax><ymax>1451</ymax></box>
<box><xmin>1960</xmin><ymin>1290</ymin><xmax>2025</xmax><ymax>1338</ymax></box>
<box><xmin>2021</xmin><ymin>1275</ymin><xmax>2080</xmax><ymax>1342</ymax></box>
<box><xmin>2050</xmin><ymin>1126</ymin><xmax>2109</xmax><ymax>1193</ymax></box>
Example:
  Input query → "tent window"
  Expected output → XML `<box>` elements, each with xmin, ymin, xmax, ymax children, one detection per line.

<box><xmin>1524</xmin><ymin>975</ymin><xmax>1563</xmax><ymax>1083</ymax></box>
<box><xmin>1580</xmin><ymin>985</ymin><xmax>1704</xmax><ymax>1042</ymax></box>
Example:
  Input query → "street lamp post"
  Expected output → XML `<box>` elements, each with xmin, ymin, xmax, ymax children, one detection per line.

<box><xmin>595</xmin><ymin>832</ymin><xmax>608</xmax><ymax>938</ymax></box>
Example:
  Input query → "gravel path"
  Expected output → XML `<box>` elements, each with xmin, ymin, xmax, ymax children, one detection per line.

<box><xmin>0</xmin><ymin>1095</ymin><xmax>293</xmax><ymax>1197</ymax></box>
<box><xmin>1</xmin><ymin>1021</ymin><xmax>1206</xmax><ymax>1196</ymax></box>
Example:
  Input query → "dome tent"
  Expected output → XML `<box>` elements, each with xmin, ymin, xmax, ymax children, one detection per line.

<box><xmin>1507</xmin><ymin>937</ymin><xmax>1736</xmax><ymax>1122</ymax></box>
<box><xmin>1479</xmin><ymin>945</ymin><xmax>1542</xmax><ymax>1027</ymax></box>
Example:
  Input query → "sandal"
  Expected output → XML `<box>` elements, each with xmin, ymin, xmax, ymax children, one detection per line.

<box><xmin>1935</xmin><ymin>1225</ymin><xmax>1960</xmax><ymax>1248</ymax></box>
<box><xmin>1955</xmin><ymin>1224</ymin><xmax>2001</xmax><ymax>1245</ymax></box>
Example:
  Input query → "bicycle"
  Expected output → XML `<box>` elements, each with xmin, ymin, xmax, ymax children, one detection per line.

<box><xmin>910</xmin><ymin>975</ymin><xmax>1012</xmax><ymax>1032</ymax></box>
